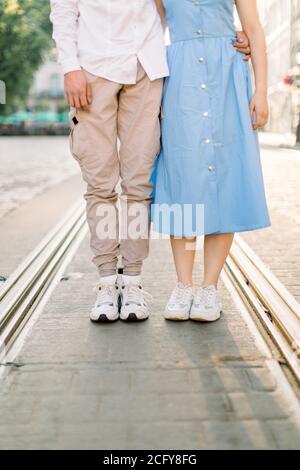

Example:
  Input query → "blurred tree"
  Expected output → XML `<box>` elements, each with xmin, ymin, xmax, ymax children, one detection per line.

<box><xmin>0</xmin><ymin>0</ymin><xmax>52</xmax><ymax>114</ymax></box>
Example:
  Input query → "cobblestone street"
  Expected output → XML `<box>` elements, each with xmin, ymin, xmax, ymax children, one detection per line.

<box><xmin>0</xmin><ymin>137</ymin><xmax>300</xmax><ymax>449</ymax></box>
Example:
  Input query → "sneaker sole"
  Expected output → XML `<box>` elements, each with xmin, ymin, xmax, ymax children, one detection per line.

<box><xmin>164</xmin><ymin>316</ymin><xmax>189</xmax><ymax>321</ymax></box>
<box><xmin>90</xmin><ymin>314</ymin><xmax>119</xmax><ymax>323</ymax></box>
<box><xmin>190</xmin><ymin>311</ymin><xmax>222</xmax><ymax>323</ymax></box>
<box><xmin>120</xmin><ymin>313</ymin><xmax>149</xmax><ymax>322</ymax></box>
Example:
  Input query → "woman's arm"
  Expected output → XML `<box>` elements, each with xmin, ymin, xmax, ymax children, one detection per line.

<box><xmin>155</xmin><ymin>0</ymin><xmax>167</xmax><ymax>31</ymax></box>
<box><xmin>236</xmin><ymin>0</ymin><xmax>269</xmax><ymax>129</ymax></box>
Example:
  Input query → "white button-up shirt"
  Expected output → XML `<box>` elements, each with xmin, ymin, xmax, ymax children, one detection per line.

<box><xmin>50</xmin><ymin>0</ymin><xmax>169</xmax><ymax>84</ymax></box>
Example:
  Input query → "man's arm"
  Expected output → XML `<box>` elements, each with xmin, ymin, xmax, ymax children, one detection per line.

<box><xmin>50</xmin><ymin>0</ymin><xmax>81</xmax><ymax>74</ymax></box>
<box><xmin>50</xmin><ymin>0</ymin><xmax>91</xmax><ymax>108</ymax></box>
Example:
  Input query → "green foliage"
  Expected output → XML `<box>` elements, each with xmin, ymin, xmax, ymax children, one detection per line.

<box><xmin>0</xmin><ymin>0</ymin><xmax>52</xmax><ymax>114</ymax></box>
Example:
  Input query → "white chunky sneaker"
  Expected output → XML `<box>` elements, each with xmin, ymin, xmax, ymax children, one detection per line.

<box><xmin>190</xmin><ymin>285</ymin><xmax>222</xmax><ymax>322</ymax></box>
<box><xmin>164</xmin><ymin>283</ymin><xmax>193</xmax><ymax>321</ymax></box>
<box><xmin>120</xmin><ymin>275</ymin><xmax>150</xmax><ymax>322</ymax></box>
<box><xmin>90</xmin><ymin>275</ymin><xmax>120</xmax><ymax>323</ymax></box>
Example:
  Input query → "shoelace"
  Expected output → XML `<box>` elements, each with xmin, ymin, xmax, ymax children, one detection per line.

<box><xmin>194</xmin><ymin>286</ymin><xmax>216</xmax><ymax>307</ymax></box>
<box><xmin>169</xmin><ymin>283</ymin><xmax>193</xmax><ymax>305</ymax></box>
<box><xmin>94</xmin><ymin>284</ymin><xmax>118</xmax><ymax>306</ymax></box>
<box><xmin>122</xmin><ymin>285</ymin><xmax>152</xmax><ymax>306</ymax></box>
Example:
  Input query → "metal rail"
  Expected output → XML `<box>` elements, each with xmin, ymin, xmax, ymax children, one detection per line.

<box><xmin>225</xmin><ymin>234</ymin><xmax>300</xmax><ymax>383</ymax></box>
<box><xmin>0</xmin><ymin>200</ymin><xmax>87</xmax><ymax>358</ymax></box>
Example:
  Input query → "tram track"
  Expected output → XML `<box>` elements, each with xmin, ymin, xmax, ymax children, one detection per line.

<box><xmin>0</xmin><ymin>200</ymin><xmax>88</xmax><ymax>362</ymax></box>
<box><xmin>224</xmin><ymin>234</ymin><xmax>300</xmax><ymax>385</ymax></box>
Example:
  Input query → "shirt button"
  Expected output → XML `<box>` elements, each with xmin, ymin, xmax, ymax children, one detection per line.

<box><xmin>205</xmin><ymin>139</ymin><xmax>212</xmax><ymax>144</ymax></box>
<box><xmin>203</xmin><ymin>112</ymin><xmax>209</xmax><ymax>117</ymax></box>
<box><xmin>196</xmin><ymin>30</ymin><xmax>202</xmax><ymax>36</ymax></box>
<box><xmin>208</xmin><ymin>165</ymin><xmax>215</xmax><ymax>172</ymax></box>
<box><xmin>194</xmin><ymin>1</ymin><xmax>200</xmax><ymax>5</ymax></box>
<box><xmin>201</xmin><ymin>84</ymin><xmax>207</xmax><ymax>89</ymax></box>
<box><xmin>199</xmin><ymin>57</ymin><xmax>205</xmax><ymax>63</ymax></box>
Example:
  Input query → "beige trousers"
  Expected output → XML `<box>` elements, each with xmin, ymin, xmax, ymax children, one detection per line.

<box><xmin>70</xmin><ymin>63</ymin><xmax>163</xmax><ymax>276</ymax></box>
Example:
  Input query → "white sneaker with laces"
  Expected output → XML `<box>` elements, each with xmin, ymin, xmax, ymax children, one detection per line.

<box><xmin>190</xmin><ymin>285</ymin><xmax>222</xmax><ymax>322</ymax></box>
<box><xmin>164</xmin><ymin>283</ymin><xmax>193</xmax><ymax>321</ymax></box>
<box><xmin>120</xmin><ymin>275</ymin><xmax>151</xmax><ymax>322</ymax></box>
<box><xmin>90</xmin><ymin>274</ymin><xmax>120</xmax><ymax>322</ymax></box>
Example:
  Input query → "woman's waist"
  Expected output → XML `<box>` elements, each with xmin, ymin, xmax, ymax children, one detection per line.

<box><xmin>168</xmin><ymin>31</ymin><xmax>236</xmax><ymax>44</ymax></box>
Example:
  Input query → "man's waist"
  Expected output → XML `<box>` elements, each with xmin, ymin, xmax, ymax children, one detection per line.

<box><xmin>77</xmin><ymin>35</ymin><xmax>165</xmax><ymax>58</ymax></box>
<box><xmin>169</xmin><ymin>31</ymin><xmax>236</xmax><ymax>44</ymax></box>
<box><xmin>77</xmin><ymin>22</ymin><xmax>163</xmax><ymax>49</ymax></box>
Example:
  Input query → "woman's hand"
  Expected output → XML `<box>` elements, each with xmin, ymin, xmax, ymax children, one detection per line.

<box><xmin>250</xmin><ymin>93</ymin><xmax>269</xmax><ymax>130</ymax></box>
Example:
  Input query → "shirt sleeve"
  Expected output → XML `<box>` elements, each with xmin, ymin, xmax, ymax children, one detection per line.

<box><xmin>50</xmin><ymin>0</ymin><xmax>81</xmax><ymax>74</ymax></box>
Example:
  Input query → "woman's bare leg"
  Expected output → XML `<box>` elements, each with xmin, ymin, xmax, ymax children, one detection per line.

<box><xmin>203</xmin><ymin>233</ymin><xmax>235</xmax><ymax>287</ymax></box>
<box><xmin>170</xmin><ymin>236</ymin><xmax>197</xmax><ymax>286</ymax></box>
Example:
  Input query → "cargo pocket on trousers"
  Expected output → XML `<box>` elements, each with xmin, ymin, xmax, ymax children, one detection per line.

<box><xmin>69</xmin><ymin>110</ymin><xmax>83</xmax><ymax>163</ymax></box>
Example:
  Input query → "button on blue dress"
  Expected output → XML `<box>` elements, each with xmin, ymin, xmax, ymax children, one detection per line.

<box><xmin>152</xmin><ymin>0</ymin><xmax>271</xmax><ymax>237</ymax></box>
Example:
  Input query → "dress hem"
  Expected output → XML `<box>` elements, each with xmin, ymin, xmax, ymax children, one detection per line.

<box><xmin>151</xmin><ymin>221</ymin><xmax>272</xmax><ymax>237</ymax></box>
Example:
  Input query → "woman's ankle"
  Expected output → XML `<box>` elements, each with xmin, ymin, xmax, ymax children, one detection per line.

<box><xmin>202</xmin><ymin>281</ymin><xmax>218</xmax><ymax>289</ymax></box>
<box><xmin>177</xmin><ymin>279</ymin><xmax>193</xmax><ymax>287</ymax></box>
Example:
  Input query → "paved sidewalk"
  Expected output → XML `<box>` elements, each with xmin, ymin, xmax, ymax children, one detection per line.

<box><xmin>0</xmin><ymin>174</ymin><xmax>84</xmax><ymax>279</ymax></box>
<box><xmin>0</xmin><ymin>235</ymin><xmax>300</xmax><ymax>449</ymax></box>
<box><xmin>258</xmin><ymin>132</ymin><xmax>298</xmax><ymax>149</ymax></box>
<box><xmin>243</xmin><ymin>146</ymin><xmax>300</xmax><ymax>304</ymax></box>
<box><xmin>0</xmin><ymin>137</ymin><xmax>78</xmax><ymax>219</ymax></box>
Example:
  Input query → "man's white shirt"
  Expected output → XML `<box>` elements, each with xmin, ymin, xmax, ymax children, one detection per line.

<box><xmin>50</xmin><ymin>0</ymin><xmax>169</xmax><ymax>83</ymax></box>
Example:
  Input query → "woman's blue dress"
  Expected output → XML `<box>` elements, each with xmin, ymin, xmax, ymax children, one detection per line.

<box><xmin>152</xmin><ymin>0</ymin><xmax>271</xmax><ymax>237</ymax></box>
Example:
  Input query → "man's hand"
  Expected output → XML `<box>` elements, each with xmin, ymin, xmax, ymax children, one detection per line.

<box><xmin>234</xmin><ymin>31</ymin><xmax>251</xmax><ymax>61</ymax></box>
<box><xmin>64</xmin><ymin>70</ymin><xmax>92</xmax><ymax>108</ymax></box>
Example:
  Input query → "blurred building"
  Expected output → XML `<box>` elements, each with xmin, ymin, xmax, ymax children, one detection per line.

<box><xmin>259</xmin><ymin>0</ymin><xmax>300</xmax><ymax>142</ymax></box>
<box><xmin>29</xmin><ymin>49</ymin><xmax>65</xmax><ymax>113</ymax></box>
